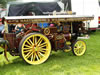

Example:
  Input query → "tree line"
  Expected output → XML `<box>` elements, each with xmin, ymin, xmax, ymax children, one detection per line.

<box><xmin>0</xmin><ymin>0</ymin><xmax>16</xmax><ymax>7</ymax></box>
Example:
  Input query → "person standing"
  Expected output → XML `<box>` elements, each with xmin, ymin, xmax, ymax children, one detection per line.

<box><xmin>0</xmin><ymin>21</ymin><xmax>4</xmax><ymax>37</ymax></box>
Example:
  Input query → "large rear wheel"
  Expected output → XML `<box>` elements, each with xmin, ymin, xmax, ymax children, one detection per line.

<box><xmin>19</xmin><ymin>33</ymin><xmax>51</xmax><ymax>65</ymax></box>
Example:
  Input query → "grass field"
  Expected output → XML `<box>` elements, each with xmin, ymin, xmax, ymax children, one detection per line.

<box><xmin>0</xmin><ymin>31</ymin><xmax>100</xmax><ymax>75</ymax></box>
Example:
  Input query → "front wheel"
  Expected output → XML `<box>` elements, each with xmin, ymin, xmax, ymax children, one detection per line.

<box><xmin>72</xmin><ymin>40</ymin><xmax>86</xmax><ymax>56</ymax></box>
<box><xmin>19</xmin><ymin>33</ymin><xmax>51</xmax><ymax>65</ymax></box>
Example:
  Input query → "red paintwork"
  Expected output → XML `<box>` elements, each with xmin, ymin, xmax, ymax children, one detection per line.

<box><xmin>98</xmin><ymin>17</ymin><xmax>100</xmax><ymax>24</ymax></box>
<box><xmin>25</xmin><ymin>24</ymin><xmax>40</xmax><ymax>32</ymax></box>
<box><xmin>98</xmin><ymin>21</ymin><xmax>100</xmax><ymax>24</ymax></box>
<box><xmin>0</xmin><ymin>18</ymin><xmax>2</xmax><ymax>25</ymax></box>
<box><xmin>0</xmin><ymin>18</ymin><xmax>2</xmax><ymax>21</ymax></box>
<box><xmin>88</xmin><ymin>28</ymin><xmax>97</xmax><ymax>30</ymax></box>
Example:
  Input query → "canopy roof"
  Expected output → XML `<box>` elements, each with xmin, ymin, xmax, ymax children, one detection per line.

<box><xmin>4</xmin><ymin>15</ymin><xmax>94</xmax><ymax>24</ymax></box>
<box><xmin>8</xmin><ymin>2</ymin><xmax>61</xmax><ymax>16</ymax></box>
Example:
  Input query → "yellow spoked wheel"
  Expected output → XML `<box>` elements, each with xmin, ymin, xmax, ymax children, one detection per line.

<box><xmin>72</xmin><ymin>40</ymin><xmax>86</xmax><ymax>56</ymax></box>
<box><xmin>19</xmin><ymin>33</ymin><xmax>51</xmax><ymax>65</ymax></box>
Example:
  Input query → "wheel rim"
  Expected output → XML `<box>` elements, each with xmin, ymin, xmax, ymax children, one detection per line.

<box><xmin>21</xmin><ymin>34</ymin><xmax>51</xmax><ymax>65</ymax></box>
<box><xmin>73</xmin><ymin>40</ymin><xmax>86</xmax><ymax>56</ymax></box>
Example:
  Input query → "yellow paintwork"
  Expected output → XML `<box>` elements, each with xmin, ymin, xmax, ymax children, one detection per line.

<box><xmin>4</xmin><ymin>21</ymin><xmax>8</xmax><ymax>33</ymax></box>
<box><xmin>66</xmin><ymin>41</ymin><xmax>71</xmax><ymax>45</ymax></box>
<box><xmin>73</xmin><ymin>40</ymin><xmax>86</xmax><ymax>56</ymax></box>
<box><xmin>44</xmin><ymin>28</ymin><xmax>50</xmax><ymax>35</ymax></box>
<box><xmin>64</xmin><ymin>47</ymin><xmax>71</xmax><ymax>52</ymax></box>
<box><xmin>21</xmin><ymin>33</ymin><xmax>51</xmax><ymax>65</ymax></box>
<box><xmin>0</xmin><ymin>46</ymin><xmax>4</xmax><ymax>52</ymax></box>
<box><xmin>64</xmin><ymin>41</ymin><xmax>72</xmax><ymax>52</ymax></box>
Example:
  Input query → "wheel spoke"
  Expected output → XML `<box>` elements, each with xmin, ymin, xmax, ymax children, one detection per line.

<box><xmin>29</xmin><ymin>39</ymin><xmax>33</xmax><ymax>45</ymax></box>
<box><xmin>40</xmin><ymin>44</ymin><xmax>47</xmax><ymax>48</ymax></box>
<box><xmin>31</xmin><ymin>54</ymin><xmax>33</xmax><ymax>62</ymax></box>
<box><xmin>39</xmin><ymin>48</ymin><xmax>48</xmax><ymax>52</ymax></box>
<box><xmin>36</xmin><ymin>53</ymin><xmax>39</xmax><ymax>61</ymax></box>
<box><xmin>78</xmin><ymin>49</ymin><xmax>80</xmax><ymax>54</ymax></box>
<box><xmin>75</xmin><ymin>49</ymin><xmax>78</xmax><ymax>53</ymax></box>
<box><xmin>40</xmin><ymin>50</ymin><xmax>46</xmax><ymax>53</ymax></box>
<box><xmin>37</xmin><ymin>52</ymin><xmax>41</xmax><ymax>59</ymax></box>
<box><xmin>33</xmin><ymin>35</ymin><xmax>34</xmax><ymax>44</ymax></box>
<box><xmin>26</xmin><ymin>52</ymin><xmax>33</xmax><ymax>59</ymax></box>
<box><xmin>36</xmin><ymin>37</ymin><xmax>42</xmax><ymax>45</ymax></box>
<box><xmin>79</xmin><ymin>44</ymin><xmax>85</xmax><ymax>53</ymax></box>
<box><xmin>25</xmin><ymin>51</ymin><xmax>32</xmax><ymax>58</ymax></box>
<box><xmin>39</xmin><ymin>42</ymin><xmax>47</xmax><ymax>47</ymax></box>
<box><xmin>26</xmin><ymin>40</ymin><xmax>32</xmax><ymax>46</ymax></box>
<box><xmin>77</xmin><ymin>43</ymin><xmax>80</xmax><ymax>47</ymax></box>
<box><xmin>33</xmin><ymin>52</ymin><xmax>36</xmax><ymax>61</ymax></box>
<box><xmin>39</xmin><ymin>52</ymin><xmax>45</xmax><ymax>57</ymax></box>
<box><xmin>38</xmin><ymin>38</ymin><xmax>43</xmax><ymax>46</ymax></box>
<box><xmin>79</xmin><ymin>49</ymin><xmax>82</xmax><ymax>53</ymax></box>
<box><xmin>23</xmin><ymin>50</ymin><xmax>32</xmax><ymax>53</ymax></box>
<box><xmin>80</xmin><ymin>47</ymin><xmax>84</xmax><ymax>52</ymax></box>
<box><xmin>35</xmin><ymin>36</ymin><xmax>37</xmax><ymax>45</ymax></box>
<box><xmin>79</xmin><ymin>43</ymin><xmax>82</xmax><ymax>48</ymax></box>
<box><xmin>75</xmin><ymin>44</ymin><xmax>78</xmax><ymax>48</ymax></box>
<box><xmin>23</xmin><ymin>47</ymin><xmax>33</xmax><ymax>50</ymax></box>
<box><xmin>24</xmin><ymin>45</ymin><xmax>31</xmax><ymax>48</ymax></box>
<box><xmin>80</xmin><ymin>48</ymin><xmax>83</xmax><ymax>53</ymax></box>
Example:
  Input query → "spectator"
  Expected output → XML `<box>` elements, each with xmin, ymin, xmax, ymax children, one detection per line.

<box><xmin>0</xmin><ymin>21</ymin><xmax>4</xmax><ymax>37</ymax></box>
<box><xmin>15</xmin><ymin>23</ymin><xmax>24</xmax><ymax>34</ymax></box>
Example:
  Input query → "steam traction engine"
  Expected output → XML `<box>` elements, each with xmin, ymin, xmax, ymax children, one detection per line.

<box><xmin>0</xmin><ymin>15</ymin><xmax>93</xmax><ymax>65</ymax></box>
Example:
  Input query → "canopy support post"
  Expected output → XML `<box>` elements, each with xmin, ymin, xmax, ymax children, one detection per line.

<box><xmin>71</xmin><ymin>22</ymin><xmax>73</xmax><ymax>33</ymax></box>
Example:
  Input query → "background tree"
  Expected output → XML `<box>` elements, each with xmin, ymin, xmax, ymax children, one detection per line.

<box><xmin>0</xmin><ymin>0</ymin><xmax>16</xmax><ymax>7</ymax></box>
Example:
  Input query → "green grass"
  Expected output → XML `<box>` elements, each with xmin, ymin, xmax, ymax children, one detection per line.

<box><xmin>0</xmin><ymin>31</ymin><xmax>100</xmax><ymax>75</ymax></box>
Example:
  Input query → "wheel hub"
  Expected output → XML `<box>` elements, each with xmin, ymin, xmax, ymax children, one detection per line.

<box><xmin>34</xmin><ymin>46</ymin><xmax>40</xmax><ymax>51</ymax></box>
